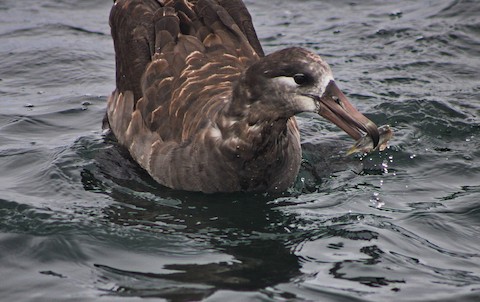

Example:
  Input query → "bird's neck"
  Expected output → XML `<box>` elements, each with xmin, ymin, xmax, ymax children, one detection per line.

<box><xmin>222</xmin><ymin>76</ymin><xmax>292</xmax><ymax>153</ymax></box>
<box><xmin>216</xmin><ymin>118</ymin><xmax>298</xmax><ymax>192</ymax></box>
<box><xmin>213</xmin><ymin>86</ymin><xmax>301</xmax><ymax>191</ymax></box>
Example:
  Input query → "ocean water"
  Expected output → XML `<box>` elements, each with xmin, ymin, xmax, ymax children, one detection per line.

<box><xmin>1</xmin><ymin>0</ymin><xmax>479</xmax><ymax>301</ymax></box>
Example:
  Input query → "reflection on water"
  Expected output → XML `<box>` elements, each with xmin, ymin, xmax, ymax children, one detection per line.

<box><xmin>1</xmin><ymin>0</ymin><xmax>480</xmax><ymax>301</ymax></box>
<box><xmin>85</xmin><ymin>144</ymin><xmax>302</xmax><ymax>297</ymax></box>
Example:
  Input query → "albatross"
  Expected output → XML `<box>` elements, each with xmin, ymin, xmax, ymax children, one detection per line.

<box><xmin>105</xmin><ymin>0</ymin><xmax>380</xmax><ymax>193</ymax></box>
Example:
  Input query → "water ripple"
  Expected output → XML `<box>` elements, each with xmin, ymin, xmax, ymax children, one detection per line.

<box><xmin>1</xmin><ymin>0</ymin><xmax>480</xmax><ymax>301</ymax></box>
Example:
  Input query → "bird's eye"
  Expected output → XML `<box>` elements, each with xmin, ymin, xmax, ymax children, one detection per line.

<box><xmin>293</xmin><ymin>73</ymin><xmax>310</xmax><ymax>86</ymax></box>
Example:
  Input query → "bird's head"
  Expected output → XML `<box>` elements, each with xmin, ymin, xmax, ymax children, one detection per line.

<box><xmin>241</xmin><ymin>47</ymin><xmax>379</xmax><ymax>147</ymax></box>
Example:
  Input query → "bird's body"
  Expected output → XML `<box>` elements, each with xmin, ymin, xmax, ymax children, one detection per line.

<box><xmin>106</xmin><ymin>0</ymin><xmax>379</xmax><ymax>193</ymax></box>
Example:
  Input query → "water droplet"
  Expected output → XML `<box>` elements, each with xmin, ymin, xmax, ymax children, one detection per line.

<box><xmin>370</xmin><ymin>192</ymin><xmax>384</xmax><ymax>208</ymax></box>
<box><xmin>381</xmin><ymin>160</ymin><xmax>389</xmax><ymax>173</ymax></box>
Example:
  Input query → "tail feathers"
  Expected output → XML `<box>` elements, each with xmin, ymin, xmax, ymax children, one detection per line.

<box><xmin>217</xmin><ymin>0</ymin><xmax>264</xmax><ymax>56</ymax></box>
<box><xmin>194</xmin><ymin>0</ymin><xmax>258</xmax><ymax>57</ymax></box>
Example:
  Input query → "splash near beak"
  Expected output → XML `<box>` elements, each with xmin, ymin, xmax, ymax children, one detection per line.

<box><xmin>316</xmin><ymin>80</ymin><xmax>379</xmax><ymax>147</ymax></box>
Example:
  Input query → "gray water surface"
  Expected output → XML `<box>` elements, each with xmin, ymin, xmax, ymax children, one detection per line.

<box><xmin>1</xmin><ymin>0</ymin><xmax>480</xmax><ymax>301</ymax></box>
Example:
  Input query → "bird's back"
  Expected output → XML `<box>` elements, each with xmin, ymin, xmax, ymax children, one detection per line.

<box><xmin>106</xmin><ymin>0</ymin><xmax>302</xmax><ymax>193</ymax></box>
<box><xmin>108</xmin><ymin>0</ymin><xmax>263</xmax><ymax>139</ymax></box>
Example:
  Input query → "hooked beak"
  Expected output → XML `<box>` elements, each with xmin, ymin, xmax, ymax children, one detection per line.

<box><xmin>307</xmin><ymin>80</ymin><xmax>379</xmax><ymax>147</ymax></box>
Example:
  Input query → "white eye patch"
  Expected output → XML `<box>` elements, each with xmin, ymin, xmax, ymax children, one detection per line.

<box><xmin>272</xmin><ymin>76</ymin><xmax>300</xmax><ymax>88</ymax></box>
<box><xmin>319</xmin><ymin>72</ymin><xmax>334</xmax><ymax>95</ymax></box>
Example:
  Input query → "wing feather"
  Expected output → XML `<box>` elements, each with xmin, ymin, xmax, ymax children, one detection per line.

<box><xmin>108</xmin><ymin>0</ymin><xmax>266</xmax><ymax>191</ymax></box>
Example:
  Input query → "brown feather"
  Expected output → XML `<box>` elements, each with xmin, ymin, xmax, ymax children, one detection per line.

<box><xmin>106</xmin><ymin>0</ymin><xmax>333</xmax><ymax>192</ymax></box>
